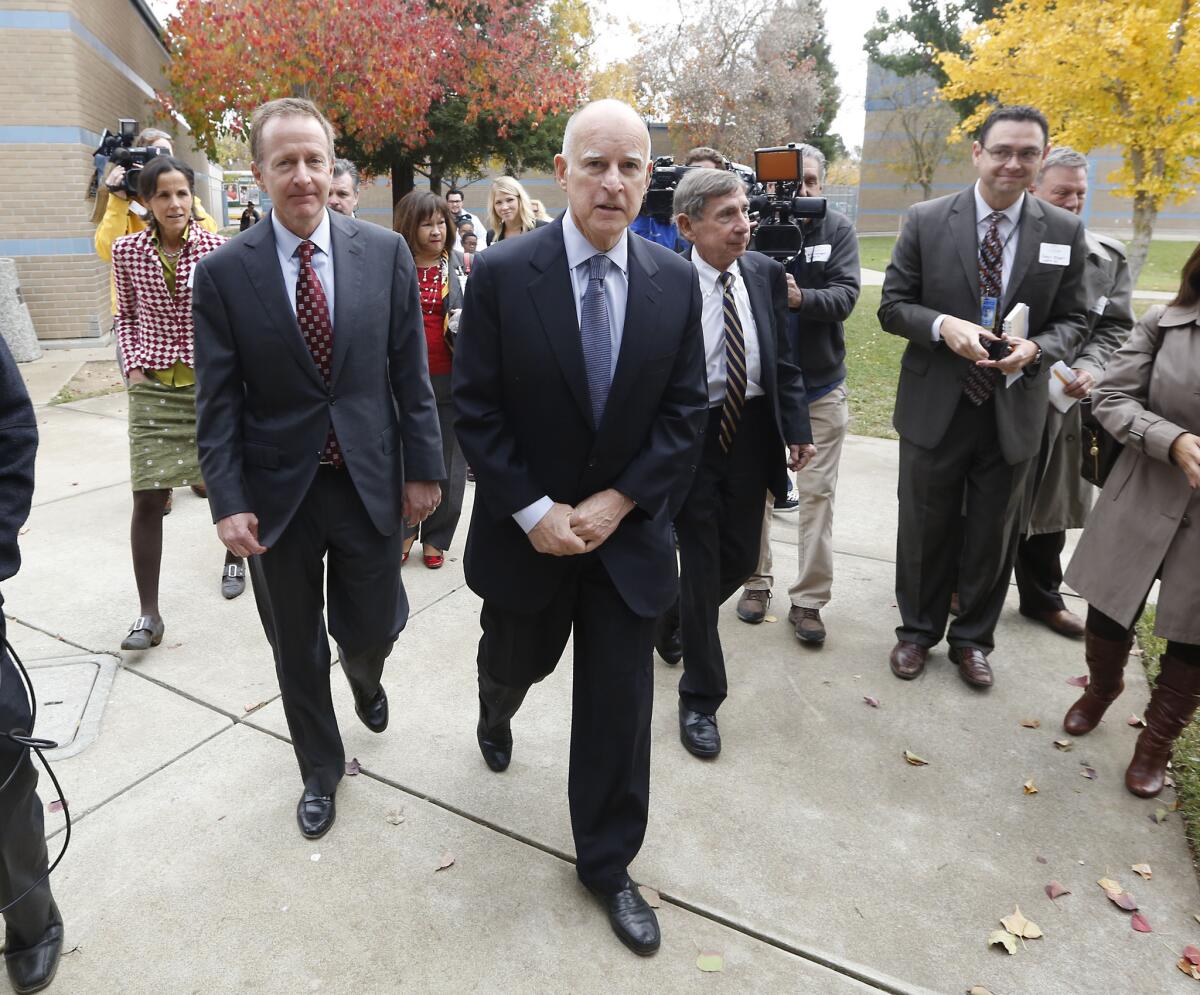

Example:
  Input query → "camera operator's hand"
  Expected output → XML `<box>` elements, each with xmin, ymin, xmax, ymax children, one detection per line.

<box><xmin>106</xmin><ymin>166</ymin><xmax>130</xmax><ymax>201</ymax></box>
<box><xmin>126</xmin><ymin>368</ymin><xmax>149</xmax><ymax>384</ymax></box>
<box><xmin>978</xmin><ymin>337</ymin><xmax>1039</xmax><ymax>375</ymax></box>
<box><xmin>788</xmin><ymin>443</ymin><xmax>817</xmax><ymax>472</ymax></box>
<box><xmin>785</xmin><ymin>273</ymin><xmax>803</xmax><ymax>310</ymax></box>
<box><xmin>939</xmin><ymin>316</ymin><xmax>994</xmax><ymax>362</ymax></box>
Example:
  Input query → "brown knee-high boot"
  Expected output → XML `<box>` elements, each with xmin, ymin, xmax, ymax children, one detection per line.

<box><xmin>1062</xmin><ymin>629</ymin><xmax>1133</xmax><ymax>736</ymax></box>
<box><xmin>1126</xmin><ymin>653</ymin><xmax>1200</xmax><ymax>798</ymax></box>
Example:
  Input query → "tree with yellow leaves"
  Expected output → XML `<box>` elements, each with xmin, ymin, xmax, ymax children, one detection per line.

<box><xmin>939</xmin><ymin>0</ymin><xmax>1200</xmax><ymax>281</ymax></box>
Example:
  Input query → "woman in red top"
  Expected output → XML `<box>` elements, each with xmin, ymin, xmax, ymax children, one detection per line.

<box><xmin>393</xmin><ymin>191</ymin><xmax>466</xmax><ymax>568</ymax></box>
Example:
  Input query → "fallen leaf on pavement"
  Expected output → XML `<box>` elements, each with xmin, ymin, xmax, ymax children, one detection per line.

<box><xmin>863</xmin><ymin>695</ymin><xmax>881</xmax><ymax>708</ymax></box>
<box><xmin>1131</xmin><ymin>912</ymin><xmax>1152</xmax><ymax>932</ymax></box>
<box><xmin>1024</xmin><ymin>780</ymin><xmax>1039</xmax><ymax>794</ymax></box>
<box><xmin>904</xmin><ymin>750</ymin><xmax>929</xmax><ymax>766</ymax></box>
<box><xmin>1054</xmin><ymin>739</ymin><xmax>1074</xmax><ymax>751</ymax></box>
<box><xmin>1166</xmin><ymin>774</ymin><xmax>1176</xmax><ymax>788</ymax></box>
<box><xmin>1045</xmin><ymin>882</ymin><xmax>1070</xmax><ymax>900</ymax></box>
<box><xmin>1098</xmin><ymin>877</ymin><xmax>1123</xmax><ymax>895</ymax></box>
<box><xmin>243</xmin><ymin>701</ymin><xmax>266</xmax><ymax>713</ymax></box>
<box><xmin>1178</xmin><ymin>958</ymin><xmax>1200</xmax><ymax>981</ymax></box>
<box><xmin>1152</xmin><ymin>808</ymin><xmax>1169</xmax><ymax>824</ymax></box>
<box><xmin>345</xmin><ymin>758</ymin><xmax>361</xmax><ymax>776</ymax></box>
<box><xmin>435</xmin><ymin>853</ymin><xmax>455</xmax><ymax>871</ymax></box>
<box><xmin>47</xmin><ymin>799</ymin><xmax>66</xmax><ymax>814</ymax></box>
<box><xmin>764</xmin><ymin>615</ymin><xmax>777</xmax><ymax>623</ymax></box>
<box><xmin>696</xmin><ymin>952</ymin><xmax>724</xmax><ymax>973</ymax></box>
<box><xmin>1036</xmin><ymin>856</ymin><xmax>1049</xmax><ymax>865</ymax></box>
<box><xmin>1020</xmin><ymin>719</ymin><xmax>1041</xmax><ymax>728</ymax></box>
<box><xmin>1081</xmin><ymin>766</ymin><xmax>1097</xmax><ymax>780</ymax></box>
<box><xmin>1131</xmin><ymin>863</ymin><xmax>1152</xmax><ymax>880</ymax></box>
<box><xmin>987</xmin><ymin>929</ymin><xmax>1017</xmax><ymax>955</ymax></box>
<box><xmin>638</xmin><ymin>885</ymin><xmax>661</xmax><ymax>908</ymax></box>
<box><xmin>385</xmin><ymin>810</ymin><xmax>405</xmax><ymax>826</ymax></box>
<box><xmin>968</xmin><ymin>988</ymin><xmax>996</xmax><ymax>995</ymax></box>
<box><xmin>1129</xmin><ymin>714</ymin><xmax>1147</xmax><ymax>728</ymax></box>
<box><xmin>1001</xmin><ymin>905</ymin><xmax>1043</xmax><ymax>939</ymax></box>
<box><xmin>1066</xmin><ymin>675</ymin><xmax>1089</xmax><ymax>687</ymax></box>
<box><xmin>1184</xmin><ymin>945</ymin><xmax>1200</xmax><ymax>966</ymax></box>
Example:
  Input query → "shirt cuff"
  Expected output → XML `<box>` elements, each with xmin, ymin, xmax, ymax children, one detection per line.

<box><xmin>931</xmin><ymin>314</ymin><xmax>947</xmax><ymax>342</ymax></box>
<box><xmin>513</xmin><ymin>496</ymin><xmax>553</xmax><ymax>534</ymax></box>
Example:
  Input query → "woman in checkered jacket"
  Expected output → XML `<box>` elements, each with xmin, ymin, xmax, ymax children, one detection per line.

<box><xmin>111</xmin><ymin>155</ymin><xmax>247</xmax><ymax>652</ymax></box>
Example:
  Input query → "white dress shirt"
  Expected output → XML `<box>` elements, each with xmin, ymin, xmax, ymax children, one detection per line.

<box><xmin>271</xmin><ymin>208</ymin><xmax>335</xmax><ymax>322</ymax></box>
<box><xmin>692</xmin><ymin>252</ymin><xmax>763</xmax><ymax>405</ymax></box>
<box><xmin>931</xmin><ymin>181</ymin><xmax>1024</xmax><ymax>340</ymax></box>
<box><xmin>512</xmin><ymin>210</ymin><xmax>631</xmax><ymax>534</ymax></box>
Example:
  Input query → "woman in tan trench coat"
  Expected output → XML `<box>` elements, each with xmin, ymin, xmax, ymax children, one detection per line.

<box><xmin>1061</xmin><ymin>243</ymin><xmax>1200</xmax><ymax>798</ymax></box>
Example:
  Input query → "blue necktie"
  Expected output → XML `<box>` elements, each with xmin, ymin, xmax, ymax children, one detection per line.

<box><xmin>580</xmin><ymin>253</ymin><xmax>612</xmax><ymax>428</ymax></box>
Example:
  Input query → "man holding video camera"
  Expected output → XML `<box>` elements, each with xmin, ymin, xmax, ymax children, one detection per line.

<box><xmin>736</xmin><ymin>144</ymin><xmax>860</xmax><ymax>646</ymax></box>
<box><xmin>878</xmin><ymin>105</ymin><xmax>1088</xmax><ymax>689</ymax></box>
<box><xmin>629</xmin><ymin>147</ymin><xmax>725</xmax><ymax>251</ymax></box>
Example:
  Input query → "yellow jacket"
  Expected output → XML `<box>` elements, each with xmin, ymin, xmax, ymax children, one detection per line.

<box><xmin>95</xmin><ymin>193</ymin><xmax>217</xmax><ymax>314</ymax></box>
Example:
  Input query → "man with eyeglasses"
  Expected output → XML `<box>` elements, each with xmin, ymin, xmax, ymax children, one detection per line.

<box><xmin>879</xmin><ymin>104</ymin><xmax>1089</xmax><ymax>689</ymax></box>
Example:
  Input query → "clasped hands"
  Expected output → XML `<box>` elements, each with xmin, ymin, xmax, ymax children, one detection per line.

<box><xmin>528</xmin><ymin>489</ymin><xmax>635</xmax><ymax>557</ymax></box>
<box><xmin>940</xmin><ymin>316</ymin><xmax>1039</xmax><ymax>375</ymax></box>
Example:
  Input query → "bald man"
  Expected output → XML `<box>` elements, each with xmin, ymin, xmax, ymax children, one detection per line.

<box><xmin>453</xmin><ymin>99</ymin><xmax>707</xmax><ymax>955</ymax></box>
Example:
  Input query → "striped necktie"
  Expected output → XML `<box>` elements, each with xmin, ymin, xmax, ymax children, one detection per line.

<box><xmin>718</xmin><ymin>270</ymin><xmax>747</xmax><ymax>453</ymax></box>
<box><xmin>963</xmin><ymin>211</ymin><xmax>1005</xmax><ymax>406</ymax></box>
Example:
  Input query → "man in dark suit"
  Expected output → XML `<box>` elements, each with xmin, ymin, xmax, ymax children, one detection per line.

<box><xmin>0</xmin><ymin>337</ymin><xmax>63</xmax><ymax>994</ymax></box>
<box><xmin>653</xmin><ymin>167</ymin><xmax>813</xmax><ymax>759</ymax></box>
<box><xmin>453</xmin><ymin>99</ymin><xmax>707</xmax><ymax>956</ymax></box>
<box><xmin>879</xmin><ymin>105</ymin><xmax>1089</xmax><ymax>688</ymax></box>
<box><xmin>194</xmin><ymin>98</ymin><xmax>443</xmax><ymax>840</ymax></box>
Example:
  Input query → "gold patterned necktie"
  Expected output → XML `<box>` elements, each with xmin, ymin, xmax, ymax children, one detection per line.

<box><xmin>718</xmin><ymin>270</ymin><xmax>747</xmax><ymax>453</ymax></box>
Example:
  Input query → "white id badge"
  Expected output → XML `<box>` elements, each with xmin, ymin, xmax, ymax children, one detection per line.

<box><xmin>1039</xmin><ymin>242</ymin><xmax>1070</xmax><ymax>265</ymax></box>
<box><xmin>808</xmin><ymin>244</ymin><xmax>832</xmax><ymax>263</ymax></box>
<box><xmin>1090</xmin><ymin>295</ymin><xmax>1108</xmax><ymax>315</ymax></box>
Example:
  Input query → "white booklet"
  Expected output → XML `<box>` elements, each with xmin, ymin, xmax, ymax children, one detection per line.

<box><xmin>1047</xmin><ymin>361</ymin><xmax>1081</xmax><ymax>413</ymax></box>
<box><xmin>1002</xmin><ymin>303</ymin><xmax>1030</xmax><ymax>388</ymax></box>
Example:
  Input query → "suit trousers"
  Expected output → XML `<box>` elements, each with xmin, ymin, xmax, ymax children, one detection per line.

<box><xmin>248</xmin><ymin>467</ymin><xmax>406</xmax><ymax>795</ymax></box>
<box><xmin>476</xmin><ymin>556</ymin><xmax>654</xmax><ymax>895</ymax></box>
<box><xmin>675</xmin><ymin>399</ymin><xmax>774</xmax><ymax>714</ymax></box>
<box><xmin>745</xmin><ymin>384</ymin><xmax>849</xmax><ymax>607</ymax></box>
<box><xmin>896</xmin><ymin>395</ymin><xmax>1033</xmax><ymax>652</ymax></box>
<box><xmin>1015</xmin><ymin>530</ymin><xmax>1068</xmax><ymax>614</ymax></box>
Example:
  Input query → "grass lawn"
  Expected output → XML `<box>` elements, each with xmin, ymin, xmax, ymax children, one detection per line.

<box><xmin>1135</xmin><ymin>608</ymin><xmax>1198</xmax><ymax>852</ymax></box>
<box><xmin>858</xmin><ymin>235</ymin><xmax>897</xmax><ymax>274</ymax></box>
<box><xmin>843</xmin><ymin>285</ymin><xmax>903</xmax><ymax>439</ymax></box>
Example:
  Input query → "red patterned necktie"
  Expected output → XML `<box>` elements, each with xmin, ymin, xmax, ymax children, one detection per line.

<box><xmin>296</xmin><ymin>239</ymin><xmax>343</xmax><ymax>466</ymax></box>
<box><xmin>963</xmin><ymin>211</ymin><xmax>1006</xmax><ymax>406</ymax></box>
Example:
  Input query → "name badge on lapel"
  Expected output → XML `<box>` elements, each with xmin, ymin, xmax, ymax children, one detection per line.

<box><xmin>804</xmin><ymin>244</ymin><xmax>832</xmax><ymax>263</ymax></box>
<box><xmin>1039</xmin><ymin>242</ymin><xmax>1071</xmax><ymax>266</ymax></box>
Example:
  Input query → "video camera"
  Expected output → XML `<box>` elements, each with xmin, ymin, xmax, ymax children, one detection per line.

<box><xmin>92</xmin><ymin>119</ymin><xmax>169</xmax><ymax>197</ymax></box>
<box><xmin>641</xmin><ymin>156</ymin><xmax>757</xmax><ymax>222</ymax></box>
<box><xmin>748</xmin><ymin>144</ymin><xmax>826</xmax><ymax>261</ymax></box>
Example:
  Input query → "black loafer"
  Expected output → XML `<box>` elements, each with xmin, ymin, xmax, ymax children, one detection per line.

<box><xmin>296</xmin><ymin>789</ymin><xmax>336</xmax><ymax>839</ymax></box>
<box><xmin>353</xmin><ymin>687</ymin><xmax>388</xmax><ymax>734</ymax></box>
<box><xmin>678</xmin><ymin>700</ymin><xmax>721</xmax><ymax>758</ymax></box>
<box><xmin>652</xmin><ymin>615</ymin><xmax>683</xmax><ymax>665</ymax></box>
<box><xmin>590</xmin><ymin>881</ymin><xmax>661</xmax><ymax>956</ymax></box>
<box><xmin>477</xmin><ymin>703</ymin><xmax>512</xmax><ymax>772</ymax></box>
<box><xmin>5</xmin><ymin>903</ymin><xmax>63</xmax><ymax>995</ymax></box>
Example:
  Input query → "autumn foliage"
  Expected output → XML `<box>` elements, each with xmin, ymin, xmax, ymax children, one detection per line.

<box><xmin>159</xmin><ymin>0</ymin><xmax>583</xmax><ymax>180</ymax></box>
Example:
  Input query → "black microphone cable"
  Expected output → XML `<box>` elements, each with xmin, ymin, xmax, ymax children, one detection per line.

<box><xmin>0</xmin><ymin>636</ymin><xmax>71</xmax><ymax>915</ymax></box>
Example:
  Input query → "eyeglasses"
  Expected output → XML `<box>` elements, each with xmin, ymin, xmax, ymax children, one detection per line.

<box><xmin>982</xmin><ymin>145</ymin><xmax>1045</xmax><ymax>165</ymax></box>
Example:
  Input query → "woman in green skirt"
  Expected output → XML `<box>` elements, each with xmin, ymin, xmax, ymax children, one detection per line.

<box><xmin>111</xmin><ymin>156</ymin><xmax>245</xmax><ymax>651</ymax></box>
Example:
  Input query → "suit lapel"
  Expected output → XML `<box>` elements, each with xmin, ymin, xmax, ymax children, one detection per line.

<box><xmin>238</xmin><ymin>212</ymin><xmax>325</xmax><ymax>390</ymax></box>
<box><xmin>604</xmin><ymin>235</ymin><xmax>662</xmax><ymax>429</ymax></box>
<box><xmin>738</xmin><ymin>254</ymin><xmax>776</xmax><ymax>376</ymax></box>
<box><xmin>329</xmin><ymin>212</ymin><xmax>362</xmax><ymax>385</ymax></box>
<box><xmin>949</xmin><ymin>189</ymin><xmax>981</xmax><ymax>303</ymax></box>
<box><xmin>1004</xmin><ymin>196</ymin><xmax>1046</xmax><ymax>313</ymax></box>
<box><xmin>529</xmin><ymin>222</ymin><xmax>593</xmax><ymax>426</ymax></box>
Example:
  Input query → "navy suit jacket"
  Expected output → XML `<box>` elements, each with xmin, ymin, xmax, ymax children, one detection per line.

<box><xmin>452</xmin><ymin>218</ymin><xmax>708</xmax><ymax>618</ymax></box>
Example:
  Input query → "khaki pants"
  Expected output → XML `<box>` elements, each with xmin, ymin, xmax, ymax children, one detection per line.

<box><xmin>745</xmin><ymin>383</ymin><xmax>849</xmax><ymax>608</ymax></box>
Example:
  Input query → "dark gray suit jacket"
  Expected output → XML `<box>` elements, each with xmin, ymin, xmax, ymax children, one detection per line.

<box><xmin>193</xmin><ymin>209</ymin><xmax>443</xmax><ymax>549</ymax></box>
<box><xmin>878</xmin><ymin>187</ymin><xmax>1090</xmax><ymax>465</ymax></box>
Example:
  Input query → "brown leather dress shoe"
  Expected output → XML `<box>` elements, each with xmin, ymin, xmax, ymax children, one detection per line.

<box><xmin>950</xmin><ymin>646</ymin><xmax>993</xmax><ymax>687</ymax></box>
<box><xmin>889</xmin><ymin>641</ymin><xmax>928</xmax><ymax>680</ymax></box>
<box><xmin>1021</xmin><ymin>607</ymin><xmax>1085</xmax><ymax>639</ymax></box>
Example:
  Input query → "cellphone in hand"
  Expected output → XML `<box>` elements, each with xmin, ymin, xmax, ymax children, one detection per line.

<box><xmin>982</xmin><ymin>335</ymin><xmax>1012</xmax><ymax>361</ymax></box>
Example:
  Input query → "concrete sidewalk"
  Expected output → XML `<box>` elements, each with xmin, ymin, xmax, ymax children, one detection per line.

<box><xmin>4</xmin><ymin>355</ymin><xmax>1200</xmax><ymax>994</ymax></box>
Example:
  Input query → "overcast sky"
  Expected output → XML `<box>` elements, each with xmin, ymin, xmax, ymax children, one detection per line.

<box><xmin>148</xmin><ymin>0</ymin><xmax>890</xmax><ymax>153</ymax></box>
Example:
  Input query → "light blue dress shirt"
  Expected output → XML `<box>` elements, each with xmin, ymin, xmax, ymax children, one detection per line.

<box><xmin>271</xmin><ymin>208</ymin><xmax>335</xmax><ymax>322</ymax></box>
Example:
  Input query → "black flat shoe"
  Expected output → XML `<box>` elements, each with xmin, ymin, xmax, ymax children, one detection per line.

<box><xmin>652</xmin><ymin>615</ymin><xmax>682</xmax><ymax>665</ymax></box>
<box><xmin>296</xmin><ymin>789</ymin><xmax>336</xmax><ymax>839</ymax></box>
<box><xmin>679</xmin><ymin>700</ymin><xmax>721</xmax><ymax>758</ymax></box>
<box><xmin>5</xmin><ymin>903</ymin><xmax>63</xmax><ymax>994</ymax></box>
<box><xmin>590</xmin><ymin>881</ymin><xmax>660</xmax><ymax>956</ymax></box>
<box><xmin>476</xmin><ymin>702</ymin><xmax>512</xmax><ymax>772</ymax></box>
<box><xmin>221</xmin><ymin>561</ymin><xmax>246</xmax><ymax>600</ymax></box>
<box><xmin>353</xmin><ymin>686</ymin><xmax>388</xmax><ymax>734</ymax></box>
<box><xmin>120</xmin><ymin>615</ymin><xmax>164</xmax><ymax>651</ymax></box>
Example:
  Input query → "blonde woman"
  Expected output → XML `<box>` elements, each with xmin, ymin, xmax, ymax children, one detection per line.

<box><xmin>483</xmin><ymin>176</ymin><xmax>547</xmax><ymax>246</ymax></box>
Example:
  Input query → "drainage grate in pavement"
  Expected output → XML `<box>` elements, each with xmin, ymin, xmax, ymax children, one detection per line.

<box><xmin>23</xmin><ymin>654</ymin><xmax>119</xmax><ymax>760</ymax></box>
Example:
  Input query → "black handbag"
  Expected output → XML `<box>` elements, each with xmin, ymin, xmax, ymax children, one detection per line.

<box><xmin>1079</xmin><ymin>395</ymin><xmax>1121</xmax><ymax>487</ymax></box>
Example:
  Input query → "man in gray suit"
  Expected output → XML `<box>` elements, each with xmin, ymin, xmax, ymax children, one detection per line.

<box><xmin>879</xmin><ymin>105</ymin><xmax>1089</xmax><ymax>688</ymax></box>
<box><xmin>1016</xmin><ymin>147</ymin><xmax>1134</xmax><ymax>638</ymax></box>
<box><xmin>194</xmin><ymin>98</ymin><xmax>443</xmax><ymax>840</ymax></box>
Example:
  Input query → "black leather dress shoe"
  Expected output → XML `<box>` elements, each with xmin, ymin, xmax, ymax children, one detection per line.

<box><xmin>296</xmin><ymin>789</ymin><xmax>336</xmax><ymax>839</ymax></box>
<box><xmin>5</xmin><ymin>904</ymin><xmax>63</xmax><ymax>995</ymax></box>
<box><xmin>590</xmin><ymin>881</ymin><xmax>661</xmax><ymax>956</ymax></box>
<box><xmin>678</xmin><ymin>700</ymin><xmax>721</xmax><ymax>758</ymax></box>
<box><xmin>477</xmin><ymin>704</ymin><xmax>512</xmax><ymax>772</ymax></box>
<box><xmin>353</xmin><ymin>687</ymin><xmax>388</xmax><ymax>733</ymax></box>
<box><xmin>652</xmin><ymin>615</ymin><xmax>683</xmax><ymax>665</ymax></box>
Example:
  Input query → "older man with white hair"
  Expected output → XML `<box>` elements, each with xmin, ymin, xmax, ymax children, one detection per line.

<box><xmin>453</xmin><ymin>99</ymin><xmax>707</xmax><ymax>955</ymax></box>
